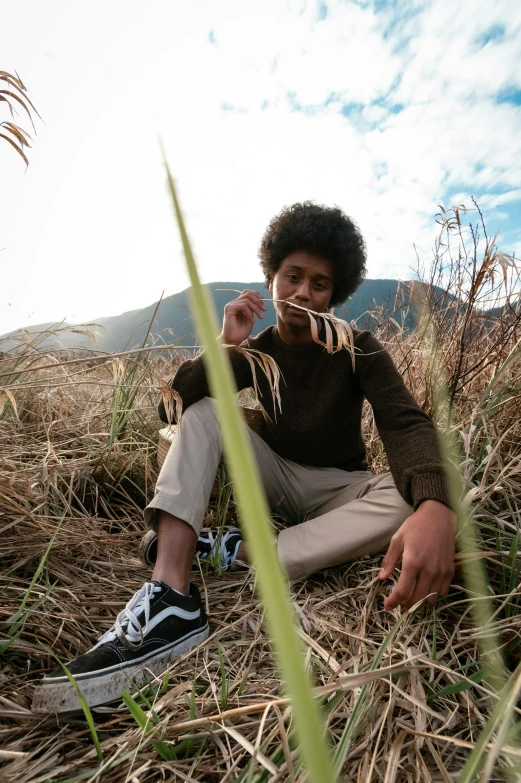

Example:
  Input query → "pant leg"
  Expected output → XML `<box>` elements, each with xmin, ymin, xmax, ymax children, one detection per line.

<box><xmin>277</xmin><ymin>470</ymin><xmax>413</xmax><ymax>581</ymax></box>
<box><xmin>145</xmin><ymin>397</ymin><xmax>306</xmax><ymax>535</ymax></box>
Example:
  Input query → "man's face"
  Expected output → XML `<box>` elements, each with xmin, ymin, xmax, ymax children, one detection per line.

<box><xmin>269</xmin><ymin>251</ymin><xmax>334</xmax><ymax>331</ymax></box>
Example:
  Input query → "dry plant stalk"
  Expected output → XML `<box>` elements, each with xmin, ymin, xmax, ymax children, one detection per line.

<box><xmin>0</xmin><ymin>70</ymin><xmax>40</xmax><ymax>166</ymax></box>
<box><xmin>279</xmin><ymin>300</ymin><xmax>357</xmax><ymax>369</ymax></box>
<box><xmin>218</xmin><ymin>288</ymin><xmax>358</xmax><ymax>366</ymax></box>
<box><xmin>231</xmin><ymin>346</ymin><xmax>283</xmax><ymax>422</ymax></box>
<box><xmin>159</xmin><ymin>346</ymin><xmax>282</xmax><ymax>427</ymax></box>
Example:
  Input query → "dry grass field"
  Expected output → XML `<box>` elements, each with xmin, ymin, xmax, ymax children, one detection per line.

<box><xmin>1</xmin><ymin>206</ymin><xmax>521</xmax><ymax>782</ymax></box>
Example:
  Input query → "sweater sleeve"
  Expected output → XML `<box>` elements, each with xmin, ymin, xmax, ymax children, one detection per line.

<box><xmin>158</xmin><ymin>346</ymin><xmax>254</xmax><ymax>423</ymax></box>
<box><xmin>355</xmin><ymin>331</ymin><xmax>452</xmax><ymax>510</ymax></box>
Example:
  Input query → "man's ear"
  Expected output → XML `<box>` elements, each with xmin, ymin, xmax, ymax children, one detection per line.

<box><xmin>265</xmin><ymin>278</ymin><xmax>273</xmax><ymax>295</ymax></box>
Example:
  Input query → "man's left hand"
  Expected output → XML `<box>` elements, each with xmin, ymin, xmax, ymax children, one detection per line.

<box><xmin>378</xmin><ymin>500</ymin><xmax>456</xmax><ymax>611</ymax></box>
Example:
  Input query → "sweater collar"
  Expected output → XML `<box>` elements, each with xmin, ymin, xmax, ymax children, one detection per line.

<box><xmin>272</xmin><ymin>326</ymin><xmax>323</xmax><ymax>354</ymax></box>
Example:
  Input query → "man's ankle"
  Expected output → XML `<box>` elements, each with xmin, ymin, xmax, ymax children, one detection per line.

<box><xmin>151</xmin><ymin>513</ymin><xmax>197</xmax><ymax>595</ymax></box>
<box><xmin>236</xmin><ymin>541</ymin><xmax>248</xmax><ymax>564</ymax></box>
<box><xmin>151</xmin><ymin>569</ymin><xmax>190</xmax><ymax>596</ymax></box>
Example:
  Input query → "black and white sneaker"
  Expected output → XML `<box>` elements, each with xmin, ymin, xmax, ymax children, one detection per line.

<box><xmin>197</xmin><ymin>527</ymin><xmax>243</xmax><ymax>572</ymax></box>
<box><xmin>139</xmin><ymin>527</ymin><xmax>244</xmax><ymax>572</ymax></box>
<box><xmin>31</xmin><ymin>581</ymin><xmax>209</xmax><ymax>713</ymax></box>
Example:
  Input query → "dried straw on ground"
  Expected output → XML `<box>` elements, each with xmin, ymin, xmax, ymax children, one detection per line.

<box><xmin>1</xmin><ymin>207</ymin><xmax>521</xmax><ymax>782</ymax></box>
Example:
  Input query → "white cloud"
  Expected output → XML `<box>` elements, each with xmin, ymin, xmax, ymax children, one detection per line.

<box><xmin>1</xmin><ymin>0</ymin><xmax>520</xmax><ymax>334</ymax></box>
<box><xmin>394</xmin><ymin>0</ymin><xmax>521</xmax><ymax>102</ymax></box>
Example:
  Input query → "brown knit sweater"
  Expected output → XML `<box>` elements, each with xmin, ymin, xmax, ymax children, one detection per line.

<box><xmin>159</xmin><ymin>326</ymin><xmax>451</xmax><ymax>510</ymax></box>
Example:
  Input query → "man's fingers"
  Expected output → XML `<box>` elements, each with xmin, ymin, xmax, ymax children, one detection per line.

<box><xmin>240</xmin><ymin>298</ymin><xmax>265</xmax><ymax>319</ymax></box>
<box><xmin>228</xmin><ymin>301</ymin><xmax>259</xmax><ymax>324</ymax></box>
<box><xmin>251</xmin><ymin>303</ymin><xmax>265</xmax><ymax>319</ymax></box>
<box><xmin>427</xmin><ymin>579</ymin><xmax>444</xmax><ymax>607</ymax></box>
<box><xmin>439</xmin><ymin>567</ymin><xmax>455</xmax><ymax>598</ymax></box>
<box><xmin>387</xmin><ymin>568</ymin><xmax>453</xmax><ymax>612</ymax></box>
<box><xmin>378</xmin><ymin>534</ymin><xmax>403</xmax><ymax>580</ymax></box>
<box><xmin>239</xmin><ymin>290</ymin><xmax>267</xmax><ymax>311</ymax></box>
<box><xmin>423</xmin><ymin>569</ymin><xmax>454</xmax><ymax>607</ymax></box>
<box><xmin>404</xmin><ymin>573</ymin><xmax>435</xmax><ymax>609</ymax></box>
<box><xmin>384</xmin><ymin>558</ymin><xmax>418</xmax><ymax>610</ymax></box>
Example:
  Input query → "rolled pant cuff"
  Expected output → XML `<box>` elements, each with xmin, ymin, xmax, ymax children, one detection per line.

<box><xmin>144</xmin><ymin>493</ymin><xmax>197</xmax><ymax>534</ymax></box>
<box><xmin>277</xmin><ymin>533</ymin><xmax>305</xmax><ymax>582</ymax></box>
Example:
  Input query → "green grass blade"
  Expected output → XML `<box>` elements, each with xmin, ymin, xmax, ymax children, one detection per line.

<box><xmin>427</xmin><ymin>669</ymin><xmax>485</xmax><ymax>705</ymax></box>
<box><xmin>39</xmin><ymin>644</ymin><xmax>103</xmax><ymax>762</ymax></box>
<box><xmin>3</xmin><ymin>514</ymin><xmax>65</xmax><ymax>649</ymax></box>
<box><xmin>411</xmin><ymin>284</ymin><xmax>520</xmax><ymax>777</ymax></box>
<box><xmin>476</xmin><ymin>339</ymin><xmax>521</xmax><ymax>412</ymax></box>
<box><xmin>152</xmin><ymin>740</ymin><xmax>177</xmax><ymax>761</ymax></box>
<box><xmin>217</xmin><ymin>642</ymin><xmax>229</xmax><ymax>711</ymax></box>
<box><xmin>122</xmin><ymin>689</ymin><xmax>153</xmax><ymax>733</ymax></box>
<box><xmin>457</xmin><ymin>660</ymin><xmax>521</xmax><ymax>782</ymax></box>
<box><xmin>162</xmin><ymin>148</ymin><xmax>336</xmax><ymax>783</ymax></box>
<box><xmin>412</xmin><ymin>283</ymin><xmax>508</xmax><ymax>692</ymax></box>
<box><xmin>332</xmin><ymin>609</ymin><xmax>410</xmax><ymax>774</ymax></box>
<box><xmin>122</xmin><ymin>690</ymin><xmax>177</xmax><ymax>760</ymax></box>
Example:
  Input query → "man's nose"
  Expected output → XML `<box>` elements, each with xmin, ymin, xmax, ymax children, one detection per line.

<box><xmin>294</xmin><ymin>281</ymin><xmax>312</xmax><ymax>300</ymax></box>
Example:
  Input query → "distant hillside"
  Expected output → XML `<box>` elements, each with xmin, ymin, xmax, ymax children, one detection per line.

<box><xmin>0</xmin><ymin>279</ymin><xmax>413</xmax><ymax>353</ymax></box>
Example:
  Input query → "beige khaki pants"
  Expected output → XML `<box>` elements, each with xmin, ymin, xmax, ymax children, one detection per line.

<box><xmin>145</xmin><ymin>398</ymin><xmax>413</xmax><ymax>581</ymax></box>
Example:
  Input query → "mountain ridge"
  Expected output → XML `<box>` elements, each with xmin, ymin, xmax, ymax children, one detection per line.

<box><xmin>0</xmin><ymin>279</ymin><xmax>413</xmax><ymax>353</ymax></box>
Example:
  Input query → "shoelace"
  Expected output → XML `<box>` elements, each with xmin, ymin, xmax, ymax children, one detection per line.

<box><xmin>220</xmin><ymin>535</ymin><xmax>238</xmax><ymax>570</ymax></box>
<box><xmin>196</xmin><ymin>529</ymin><xmax>220</xmax><ymax>558</ymax></box>
<box><xmin>99</xmin><ymin>582</ymin><xmax>162</xmax><ymax>651</ymax></box>
<box><xmin>197</xmin><ymin>529</ymin><xmax>240</xmax><ymax>570</ymax></box>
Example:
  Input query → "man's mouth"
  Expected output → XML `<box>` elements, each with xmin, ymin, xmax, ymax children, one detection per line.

<box><xmin>285</xmin><ymin>302</ymin><xmax>309</xmax><ymax>317</ymax></box>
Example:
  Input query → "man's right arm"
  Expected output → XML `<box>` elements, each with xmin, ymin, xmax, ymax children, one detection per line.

<box><xmin>159</xmin><ymin>290</ymin><xmax>266</xmax><ymax>423</ymax></box>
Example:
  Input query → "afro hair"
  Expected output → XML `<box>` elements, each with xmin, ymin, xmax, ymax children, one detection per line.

<box><xmin>258</xmin><ymin>202</ymin><xmax>366</xmax><ymax>308</ymax></box>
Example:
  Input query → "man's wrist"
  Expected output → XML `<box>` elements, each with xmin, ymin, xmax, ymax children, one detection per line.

<box><xmin>418</xmin><ymin>498</ymin><xmax>453</xmax><ymax>512</ymax></box>
<box><xmin>418</xmin><ymin>499</ymin><xmax>445</xmax><ymax>509</ymax></box>
<box><xmin>218</xmin><ymin>332</ymin><xmax>242</xmax><ymax>346</ymax></box>
<box><xmin>416</xmin><ymin>499</ymin><xmax>457</xmax><ymax>524</ymax></box>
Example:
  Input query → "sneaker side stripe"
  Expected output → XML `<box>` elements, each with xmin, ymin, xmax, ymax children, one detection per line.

<box><xmin>91</xmin><ymin>605</ymin><xmax>201</xmax><ymax>651</ymax></box>
<box><xmin>148</xmin><ymin>605</ymin><xmax>201</xmax><ymax>628</ymax></box>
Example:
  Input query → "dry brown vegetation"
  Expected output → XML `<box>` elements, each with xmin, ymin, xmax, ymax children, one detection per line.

<box><xmin>0</xmin><ymin>70</ymin><xmax>39</xmax><ymax>167</ymax></box>
<box><xmin>1</xmin><ymin>206</ymin><xmax>521</xmax><ymax>782</ymax></box>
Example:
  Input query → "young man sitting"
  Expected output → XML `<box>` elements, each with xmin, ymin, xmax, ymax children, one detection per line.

<box><xmin>32</xmin><ymin>202</ymin><xmax>456</xmax><ymax>713</ymax></box>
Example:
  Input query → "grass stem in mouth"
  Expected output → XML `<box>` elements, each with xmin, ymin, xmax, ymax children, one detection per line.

<box><xmin>216</xmin><ymin>289</ymin><xmax>356</xmax><ymax>362</ymax></box>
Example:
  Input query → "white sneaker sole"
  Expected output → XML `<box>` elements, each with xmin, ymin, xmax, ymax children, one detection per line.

<box><xmin>31</xmin><ymin>624</ymin><xmax>209</xmax><ymax>714</ymax></box>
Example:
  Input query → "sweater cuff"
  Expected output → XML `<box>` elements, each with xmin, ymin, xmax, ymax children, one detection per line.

<box><xmin>410</xmin><ymin>472</ymin><xmax>452</xmax><ymax>510</ymax></box>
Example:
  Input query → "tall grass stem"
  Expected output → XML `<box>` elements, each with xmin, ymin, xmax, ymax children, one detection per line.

<box><xmin>162</xmin><ymin>147</ymin><xmax>336</xmax><ymax>783</ymax></box>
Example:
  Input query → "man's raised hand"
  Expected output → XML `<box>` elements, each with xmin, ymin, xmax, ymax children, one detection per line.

<box><xmin>219</xmin><ymin>290</ymin><xmax>267</xmax><ymax>346</ymax></box>
<box><xmin>378</xmin><ymin>499</ymin><xmax>456</xmax><ymax>611</ymax></box>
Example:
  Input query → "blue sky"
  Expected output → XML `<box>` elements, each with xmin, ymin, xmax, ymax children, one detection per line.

<box><xmin>1</xmin><ymin>0</ymin><xmax>520</xmax><ymax>333</ymax></box>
